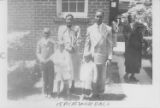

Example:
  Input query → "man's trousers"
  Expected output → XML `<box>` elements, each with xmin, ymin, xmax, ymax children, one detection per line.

<box><xmin>41</xmin><ymin>60</ymin><xmax>54</xmax><ymax>95</ymax></box>
<box><xmin>92</xmin><ymin>64</ymin><xmax>106</xmax><ymax>95</ymax></box>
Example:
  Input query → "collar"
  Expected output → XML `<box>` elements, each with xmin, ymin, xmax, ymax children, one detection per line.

<box><xmin>95</xmin><ymin>23</ymin><xmax>103</xmax><ymax>26</ymax></box>
<box><xmin>66</xmin><ymin>25</ymin><xmax>74</xmax><ymax>30</ymax></box>
<box><xmin>94</xmin><ymin>23</ymin><xmax>104</xmax><ymax>29</ymax></box>
<box><xmin>94</xmin><ymin>23</ymin><xmax>104</xmax><ymax>32</ymax></box>
<box><xmin>42</xmin><ymin>37</ymin><xmax>50</xmax><ymax>43</ymax></box>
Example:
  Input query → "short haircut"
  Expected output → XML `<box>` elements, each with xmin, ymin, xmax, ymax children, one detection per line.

<box><xmin>65</xmin><ymin>14</ymin><xmax>74</xmax><ymax>19</ymax></box>
<box><xmin>128</xmin><ymin>14</ymin><xmax>134</xmax><ymax>19</ymax></box>
<box><xmin>96</xmin><ymin>9</ymin><xmax>104</xmax><ymax>15</ymax></box>
<box><xmin>43</xmin><ymin>28</ymin><xmax>50</xmax><ymax>34</ymax></box>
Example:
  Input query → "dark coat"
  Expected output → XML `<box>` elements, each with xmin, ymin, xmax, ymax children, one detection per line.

<box><xmin>125</xmin><ymin>23</ymin><xmax>144</xmax><ymax>74</ymax></box>
<box><xmin>123</xmin><ymin>22</ymin><xmax>133</xmax><ymax>51</ymax></box>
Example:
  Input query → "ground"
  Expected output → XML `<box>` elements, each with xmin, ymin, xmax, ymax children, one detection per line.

<box><xmin>6</xmin><ymin>42</ymin><xmax>153</xmax><ymax>107</ymax></box>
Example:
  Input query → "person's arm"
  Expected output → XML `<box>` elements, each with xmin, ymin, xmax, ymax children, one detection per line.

<box><xmin>112</xmin><ymin>21</ymin><xmax>116</xmax><ymax>33</ymax></box>
<box><xmin>111</xmin><ymin>22</ymin><xmax>116</xmax><ymax>47</ymax></box>
<box><xmin>83</xmin><ymin>28</ymin><xmax>91</xmax><ymax>60</ymax></box>
<box><xmin>122</xmin><ymin>24</ymin><xmax>129</xmax><ymax>40</ymax></box>
<box><xmin>58</xmin><ymin>26</ymin><xmax>73</xmax><ymax>52</ymax></box>
<box><xmin>47</xmin><ymin>40</ymin><xmax>55</xmax><ymax>62</ymax></box>
<box><xmin>58</xmin><ymin>26</ymin><xmax>63</xmax><ymax>44</ymax></box>
<box><xmin>106</xmin><ymin>27</ymin><xmax>113</xmax><ymax>63</ymax></box>
<box><xmin>76</xmin><ymin>26</ymin><xmax>82</xmax><ymax>47</ymax></box>
<box><xmin>36</xmin><ymin>40</ymin><xmax>44</xmax><ymax>63</ymax></box>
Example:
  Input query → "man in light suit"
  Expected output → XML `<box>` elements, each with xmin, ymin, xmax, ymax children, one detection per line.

<box><xmin>83</xmin><ymin>9</ymin><xmax>112</xmax><ymax>99</ymax></box>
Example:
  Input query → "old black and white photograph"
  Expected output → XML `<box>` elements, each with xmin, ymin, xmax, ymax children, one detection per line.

<box><xmin>0</xmin><ymin>0</ymin><xmax>160</xmax><ymax>108</ymax></box>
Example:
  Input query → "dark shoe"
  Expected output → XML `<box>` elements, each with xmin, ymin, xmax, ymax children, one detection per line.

<box><xmin>129</xmin><ymin>76</ymin><xmax>139</xmax><ymax>82</ymax></box>
<box><xmin>80</xmin><ymin>94</ymin><xmax>89</xmax><ymax>100</ymax></box>
<box><xmin>90</xmin><ymin>94</ymin><xmax>101</xmax><ymax>100</ymax></box>
<box><xmin>70</xmin><ymin>86</ymin><xmax>75</xmax><ymax>94</ymax></box>
<box><xmin>123</xmin><ymin>74</ymin><xmax>129</xmax><ymax>82</ymax></box>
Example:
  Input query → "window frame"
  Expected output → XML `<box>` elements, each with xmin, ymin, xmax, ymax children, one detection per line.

<box><xmin>57</xmin><ymin>0</ymin><xmax>88</xmax><ymax>18</ymax></box>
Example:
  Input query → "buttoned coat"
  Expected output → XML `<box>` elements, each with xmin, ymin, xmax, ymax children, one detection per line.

<box><xmin>84</xmin><ymin>23</ymin><xmax>112</xmax><ymax>64</ymax></box>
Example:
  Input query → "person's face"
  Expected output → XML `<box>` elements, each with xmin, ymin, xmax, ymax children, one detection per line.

<box><xmin>59</xmin><ymin>44</ymin><xmax>64</xmax><ymax>52</ymax></box>
<box><xmin>44</xmin><ymin>32</ymin><xmax>50</xmax><ymax>38</ymax></box>
<box><xmin>128</xmin><ymin>15</ymin><xmax>133</xmax><ymax>23</ymax></box>
<box><xmin>66</xmin><ymin>16</ymin><xmax>73</xmax><ymax>27</ymax></box>
<box><xmin>84</xmin><ymin>56</ymin><xmax>90</xmax><ymax>63</ymax></box>
<box><xmin>95</xmin><ymin>11</ymin><xmax>104</xmax><ymax>25</ymax></box>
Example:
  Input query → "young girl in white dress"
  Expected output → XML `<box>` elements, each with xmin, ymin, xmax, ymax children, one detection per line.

<box><xmin>80</xmin><ymin>54</ymin><xmax>97</xmax><ymax>100</ymax></box>
<box><xmin>52</xmin><ymin>43</ymin><xmax>72</xmax><ymax>99</ymax></box>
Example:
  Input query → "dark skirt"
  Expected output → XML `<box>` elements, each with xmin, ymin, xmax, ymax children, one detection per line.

<box><xmin>125</xmin><ymin>47</ymin><xmax>142</xmax><ymax>74</ymax></box>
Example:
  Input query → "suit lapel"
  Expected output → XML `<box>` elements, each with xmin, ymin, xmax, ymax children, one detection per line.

<box><xmin>128</xmin><ymin>23</ymin><xmax>133</xmax><ymax>32</ymax></box>
<box><xmin>92</xmin><ymin>23</ymin><xmax>106</xmax><ymax>48</ymax></box>
<box><xmin>91</xmin><ymin>24</ymin><xmax>101</xmax><ymax>48</ymax></box>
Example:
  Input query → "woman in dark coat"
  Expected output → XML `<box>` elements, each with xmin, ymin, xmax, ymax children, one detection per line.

<box><xmin>124</xmin><ymin>22</ymin><xmax>145</xmax><ymax>82</ymax></box>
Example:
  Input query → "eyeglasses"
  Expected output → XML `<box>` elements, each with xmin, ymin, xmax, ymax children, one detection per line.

<box><xmin>44</xmin><ymin>32</ymin><xmax>50</xmax><ymax>34</ymax></box>
<box><xmin>96</xmin><ymin>15</ymin><xmax>103</xmax><ymax>18</ymax></box>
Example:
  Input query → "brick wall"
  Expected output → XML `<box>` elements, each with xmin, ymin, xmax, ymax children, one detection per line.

<box><xmin>8</xmin><ymin>0</ymin><xmax>110</xmax><ymax>61</ymax></box>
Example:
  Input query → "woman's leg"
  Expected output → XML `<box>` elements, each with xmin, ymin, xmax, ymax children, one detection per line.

<box><xmin>57</xmin><ymin>81</ymin><xmax>60</xmax><ymax>96</ymax></box>
<box><xmin>124</xmin><ymin>72</ymin><xmax>130</xmax><ymax>81</ymax></box>
<box><xmin>129</xmin><ymin>71</ymin><xmax>139</xmax><ymax>82</ymax></box>
<box><xmin>42</xmin><ymin>63</ymin><xmax>49</xmax><ymax>96</ymax></box>
<box><xmin>124</xmin><ymin>64</ymin><xmax>131</xmax><ymax>82</ymax></box>
<box><xmin>63</xmin><ymin>80</ymin><xmax>70</xmax><ymax>99</ymax></box>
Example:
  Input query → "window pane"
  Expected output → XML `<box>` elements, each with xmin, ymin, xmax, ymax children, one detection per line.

<box><xmin>62</xmin><ymin>2</ymin><xmax>68</xmax><ymax>12</ymax></box>
<box><xmin>77</xmin><ymin>0</ymin><xmax>84</xmax><ymax>2</ymax></box>
<box><xmin>70</xmin><ymin>0</ymin><xmax>76</xmax><ymax>2</ymax></box>
<box><xmin>62</xmin><ymin>0</ymin><xmax>68</xmax><ymax>2</ymax></box>
<box><xmin>69</xmin><ymin>2</ymin><xmax>76</xmax><ymax>12</ymax></box>
<box><xmin>77</xmin><ymin>2</ymin><xmax>84</xmax><ymax>12</ymax></box>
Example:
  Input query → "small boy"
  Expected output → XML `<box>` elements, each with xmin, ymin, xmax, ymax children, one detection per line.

<box><xmin>36</xmin><ymin>28</ymin><xmax>55</xmax><ymax>98</ymax></box>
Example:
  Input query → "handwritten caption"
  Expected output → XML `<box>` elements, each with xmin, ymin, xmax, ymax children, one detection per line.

<box><xmin>56</xmin><ymin>101</ymin><xmax>110</xmax><ymax>107</ymax></box>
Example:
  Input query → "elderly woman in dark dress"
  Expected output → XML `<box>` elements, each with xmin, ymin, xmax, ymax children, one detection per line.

<box><xmin>124</xmin><ymin>22</ymin><xmax>145</xmax><ymax>82</ymax></box>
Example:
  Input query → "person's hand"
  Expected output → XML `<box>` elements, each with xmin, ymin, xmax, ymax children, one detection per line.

<box><xmin>106</xmin><ymin>59</ymin><xmax>112</xmax><ymax>66</ymax></box>
<box><xmin>66</xmin><ymin>46</ymin><xmax>74</xmax><ymax>53</ymax></box>
<box><xmin>39</xmin><ymin>57</ymin><xmax>45</xmax><ymax>63</ymax></box>
<box><xmin>76</xmin><ymin>39</ymin><xmax>82</xmax><ymax>47</ymax></box>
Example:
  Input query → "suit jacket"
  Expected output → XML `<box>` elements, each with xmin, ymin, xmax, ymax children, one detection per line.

<box><xmin>84</xmin><ymin>23</ymin><xmax>112</xmax><ymax>64</ymax></box>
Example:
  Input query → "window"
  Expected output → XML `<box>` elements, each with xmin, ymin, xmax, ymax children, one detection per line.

<box><xmin>57</xmin><ymin>0</ymin><xmax>88</xmax><ymax>18</ymax></box>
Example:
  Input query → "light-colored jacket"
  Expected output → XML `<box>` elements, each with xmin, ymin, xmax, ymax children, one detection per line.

<box><xmin>84</xmin><ymin>23</ymin><xmax>112</xmax><ymax>64</ymax></box>
<box><xmin>36</xmin><ymin>37</ymin><xmax>55</xmax><ymax>63</ymax></box>
<box><xmin>58</xmin><ymin>25</ymin><xmax>81</xmax><ymax>52</ymax></box>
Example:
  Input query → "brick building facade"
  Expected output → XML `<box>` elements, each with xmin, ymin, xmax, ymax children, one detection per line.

<box><xmin>8</xmin><ymin>0</ymin><xmax>111</xmax><ymax>60</ymax></box>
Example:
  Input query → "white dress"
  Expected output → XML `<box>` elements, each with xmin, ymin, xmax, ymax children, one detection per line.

<box><xmin>80</xmin><ymin>61</ymin><xmax>97</xmax><ymax>90</ymax></box>
<box><xmin>52</xmin><ymin>50</ymin><xmax>71</xmax><ymax>81</ymax></box>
